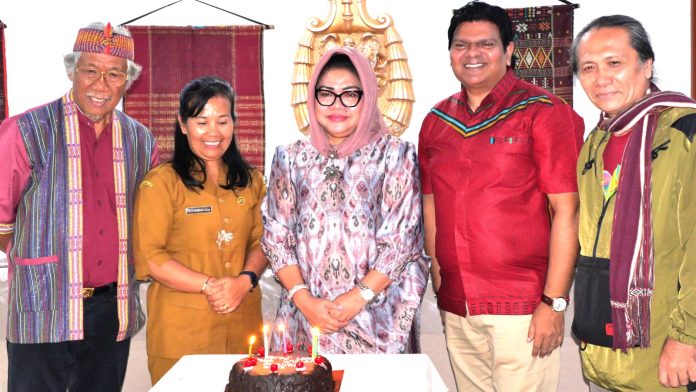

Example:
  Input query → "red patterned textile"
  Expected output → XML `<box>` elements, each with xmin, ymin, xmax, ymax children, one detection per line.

<box><xmin>1</xmin><ymin>21</ymin><xmax>7</xmax><ymax>121</ymax></box>
<box><xmin>123</xmin><ymin>25</ymin><xmax>266</xmax><ymax>168</ymax></box>
<box><xmin>507</xmin><ymin>5</ymin><xmax>575</xmax><ymax>106</ymax></box>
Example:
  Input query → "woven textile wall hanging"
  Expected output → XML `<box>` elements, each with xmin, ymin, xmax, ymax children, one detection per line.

<box><xmin>507</xmin><ymin>4</ymin><xmax>575</xmax><ymax>106</ymax></box>
<box><xmin>123</xmin><ymin>25</ymin><xmax>267</xmax><ymax>168</ymax></box>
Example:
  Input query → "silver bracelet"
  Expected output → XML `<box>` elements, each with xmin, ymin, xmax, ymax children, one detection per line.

<box><xmin>287</xmin><ymin>283</ymin><xmax>309</xmax><ymax>301</ymax></box>
<box><xmin>200</xmin><ymin>276</ymin><xmax>211</xmax><ymax>293</ymax></box>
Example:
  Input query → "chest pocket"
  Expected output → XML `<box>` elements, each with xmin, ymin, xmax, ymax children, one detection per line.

<box><xmin>469</xmin><ymin>132</ymin><xmax>534</xmax><ymax>188</ymax></box>
<box><xmin>486</xmin><ymin>134</ymin><xmax>532</xmax><ymax>155</ymax></box>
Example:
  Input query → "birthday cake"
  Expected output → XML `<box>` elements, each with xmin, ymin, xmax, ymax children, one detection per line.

<box><xmin>224</xmin><ymin>353</ymin><xmax>334</xmax><ymax>392</ymax></box>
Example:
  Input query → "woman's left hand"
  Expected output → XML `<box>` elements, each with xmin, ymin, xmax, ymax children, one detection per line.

<box><xmin>204</xmin><ymin>276</ymin><xmax>251</xmax><ymax>314</ymax></box>
<box><xmin>331</xmin><ymin>288</ymin><xmax>366</xmax><ymax>323</ymax></box>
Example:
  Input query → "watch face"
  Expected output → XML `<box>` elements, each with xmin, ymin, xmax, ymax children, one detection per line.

<box><xmin>552</xmin><ymin>298</ymin><xmax>568</xmax><ymax>311</ymax></box>
<box><xmin>360</xmin><ymin>289</ymin><xmax>375</xmax><ymax>302</ymax></box>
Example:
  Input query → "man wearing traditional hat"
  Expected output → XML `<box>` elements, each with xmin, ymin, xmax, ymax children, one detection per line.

<box><xmin>0</xmin><ymin>22</ymin><xmax>158</xmax><ymax>391</ymax></box>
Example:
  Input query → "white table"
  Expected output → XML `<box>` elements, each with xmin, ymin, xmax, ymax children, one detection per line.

<box><xmin>151</xmin><ymin>353</ymin><xmax>449</xmax><ymax>391</ymax></box>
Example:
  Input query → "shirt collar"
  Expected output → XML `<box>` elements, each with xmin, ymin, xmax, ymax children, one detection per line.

<box><xmin>459</xmin><ymin>68</ymin><xmax>517</xmax><ymax>112</ymax></box>
<box><xmin>77</xmin><ymin>110</ymin><xmax>112</xmax><ymax>138</ymax></box>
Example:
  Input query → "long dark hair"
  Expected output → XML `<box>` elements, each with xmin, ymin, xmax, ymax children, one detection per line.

<box><xmin>172</xmin><ymin>76</ymin><xmax>253</xmax><ymax>191</ymax></box>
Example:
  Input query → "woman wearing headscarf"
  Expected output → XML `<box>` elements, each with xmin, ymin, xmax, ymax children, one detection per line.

<box><xmin>262</xmin><ymin>47</ymin><xmax>429</xmax><ymax>354</ymax></box>
<box><xmin>133</xmin><ymin>77</ymin><xmax>266</xmax><ymax>384</ymax></box>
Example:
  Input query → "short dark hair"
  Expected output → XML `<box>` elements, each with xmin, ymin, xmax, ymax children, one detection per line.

<box><xmin>172</xmin><ymin>76</ymin><xmax>253</xmax><ymax>191</ymax></box>
<box><xmin>447</xmin><ymin>1</ymin><xmax>516</xmax><ymax>68</ymax></box>
<box><xmin>570</xmin><ymin>15</ymin><xmax>655</xmax><ymax>77</ymax></box>
<box><xmin>316</xmin><ymin>53</ymin><xmax>359</xmax><ymax>83</ymax></box>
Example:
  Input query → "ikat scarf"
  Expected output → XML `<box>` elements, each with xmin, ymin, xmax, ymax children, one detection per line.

<box><xmin>603</xmin><ymin>85</ymin><xmax>696</xmax><ymax>350</ymax></box>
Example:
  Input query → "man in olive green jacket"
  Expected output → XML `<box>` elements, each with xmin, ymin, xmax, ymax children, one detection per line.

<box><xmin>572</xmin><ymin>15</ymin><xmax>696</xmax><ymax>391</ymax></box>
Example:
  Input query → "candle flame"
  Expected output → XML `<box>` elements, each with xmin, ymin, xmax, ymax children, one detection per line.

<box><xmin>311</xmin><ymin>327</ymin><xmax>320</xmax><ymax>336</ymax></box>
<box><xmin>249</xmin><ymin>335</ymin><xmax>256</xmax><ymax>345</ymax></box>
<box><xmin>263</xmin><ymin>324</ymin><xmax>269</xmax><ymax>333</ymax></box>
<box><xmin>278</xmin><ymin>323</ymin><xmax>285</xmax><ymax>332</ymax></box>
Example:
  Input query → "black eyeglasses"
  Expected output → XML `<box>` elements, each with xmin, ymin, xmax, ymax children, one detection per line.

<box><xmin>315</xmin><ymin>89</ymin><xmax>364</xmax><ymax>108</ymax></box>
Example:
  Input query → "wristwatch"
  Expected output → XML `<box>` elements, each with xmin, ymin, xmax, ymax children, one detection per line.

<box><xmin>541</xmin><ymin>294</ymin><xmax>569</xmax><ymax>312</ymax></box>
<box><xmin>239</xmin><ymin>271</ymin><xmax>258</xmax><ymax>292</ymax></box>
<box><xmin>357</xmin><ymin>282</ymin><xmax>377</xmax><ymax>304</ymax></box>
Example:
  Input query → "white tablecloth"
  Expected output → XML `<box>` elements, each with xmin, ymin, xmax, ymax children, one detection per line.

<box><xmin>151</xmin><ymin>353</ymin><xmax>449</xmax><ymax>391</ymax></box>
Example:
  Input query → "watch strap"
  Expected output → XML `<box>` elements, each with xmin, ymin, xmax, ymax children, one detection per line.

<box><xmin>541</xmin><ymin>294</ymin><xmax>554</xmax><ymax>307</ymax></box>
<box><xmin>541</xmin><ymin>294</ymin><xmax>569</xmax><ymax>310</ymax></box>
<box><xmin>239</xmin><ymin>271</ymin><xmax>258</xmax><ymax>292</ymax></box>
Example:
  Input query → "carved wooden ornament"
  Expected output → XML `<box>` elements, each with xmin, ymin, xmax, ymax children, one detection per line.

<box><xmin>291</xmin><ymin>0</ymin><xmax>414</xmax><ymax>136</ymax></box>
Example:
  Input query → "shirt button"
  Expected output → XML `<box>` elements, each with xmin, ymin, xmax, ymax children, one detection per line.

<box><xmin>223</xmin><ymin>217</ymin><xmax>230</xmax><ymax>223</ymax></box>
<box><xmin>97</xmin><ymin>200</ymin><xmax>103</xmax><ymax>207</ymax></box>
<box><xmin>97</xmin><ymin>260</ymin><xmax>102</xmax><ymax>265</ymax></box>
<box><xmin>99</xmin><ymin>229</ymin><xmax>104</xmax><ymax>235</ymax></box>
<box><xmin>224</xmin><ymin>262</ymin><xmax>231</xmax><ymax>268</ymax></box>
<box><xmin>218</xmin><ymin>197</ymin><xmax>225</xmax><ymax>203</ymax></box>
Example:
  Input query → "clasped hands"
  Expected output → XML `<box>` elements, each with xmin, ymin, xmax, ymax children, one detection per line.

<box><xmin>202</xmin><ymin>276</ymin><xmax>252</xmax><ymax>314</ymax></box>
<box><xmin>293</xmin><ymin>287</ymin><xmax>367</xmax><ymax>334</ymax></box>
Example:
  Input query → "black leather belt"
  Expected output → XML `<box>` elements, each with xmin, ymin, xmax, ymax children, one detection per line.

<box><xmin>81</xmin><ymin>282</ymin><xmax>117</xmax><ymax>298</ymax></box>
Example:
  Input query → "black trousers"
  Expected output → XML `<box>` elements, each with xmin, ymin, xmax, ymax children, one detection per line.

<box><xmin>7</xmin><ymin>285</ymin><xmax>131</xmax><ymax>392</ymax></box>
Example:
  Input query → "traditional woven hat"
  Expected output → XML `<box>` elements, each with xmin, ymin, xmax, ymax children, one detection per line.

<box><xmin>72</xmin><ymin>22</ymin><xmax>134</xmax><ymax>60</ymax></box>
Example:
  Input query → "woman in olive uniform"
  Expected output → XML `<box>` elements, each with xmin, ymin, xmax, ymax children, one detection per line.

<box><xmin>134</xmin><ymin>77</ymin><xmax>266</xmax><ymax>384</ymax></box>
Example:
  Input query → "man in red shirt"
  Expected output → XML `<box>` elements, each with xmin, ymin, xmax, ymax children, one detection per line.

<box><xmin>418</xmin><ymin>2</ymin><xmax>583</xmax><ymax>391</ymax></box>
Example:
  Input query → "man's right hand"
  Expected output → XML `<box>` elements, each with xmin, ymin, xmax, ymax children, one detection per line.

<box><xmin>658</xmin><ymin>337</ymin><xmax>696</xmax><ymax>387</ymax></box>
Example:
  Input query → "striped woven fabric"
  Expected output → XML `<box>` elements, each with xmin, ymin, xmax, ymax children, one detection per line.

<box><xmin>123</xmin><ymin>25</ymin><xmax>268</xmax><ymax>168</ymax></box>
<box><xmin>8</xmin><ymin>95</ymin><xmax>156</xmax><ymax>343</ymax></box>
<box><xmin>72</xmin><ymin>24</ymin><xmax>135</xmax><ymax>60</ymax></box>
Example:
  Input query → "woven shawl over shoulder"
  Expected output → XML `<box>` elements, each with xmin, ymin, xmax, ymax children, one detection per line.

<box><xmin>603</xmin><ymin>87</ymin><xmax>696</xmax><ymax>350</ymax></box>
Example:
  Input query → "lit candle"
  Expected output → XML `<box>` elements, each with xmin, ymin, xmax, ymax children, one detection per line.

<box><xmin>248</xmin><ymin>335</ymin><xmax>256</xmax><ymax>358</ymax></box>
<box><xmin>311</xmin><ymin>327</ymin><xmax>320</xmax><ymax>359</ymax></box>
<box><xmin>262</xmin><ymin>324</ymin><xmax>269</xmax><ymax>358</ymax></box>
<box><xmin>279</xmin><ymin>323</ymin><xmax>287</xmax><ymax>355</ymax></box>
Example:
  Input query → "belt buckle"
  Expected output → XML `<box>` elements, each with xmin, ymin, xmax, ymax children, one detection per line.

<box><xmin>82</xmin><ymin>288</ymin><xmax>95</xmax><ymax>298</ymax></box>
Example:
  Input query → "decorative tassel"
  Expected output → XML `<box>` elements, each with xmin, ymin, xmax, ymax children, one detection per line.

<box><xmin>611</xmin><ymin>306</ymin><xmax>629</xmax><ymax>352</ymax></box>
<box><xmin>103</xmin><ymin>22</ymin><xmax>113</xmax><ymax>55</ymax></box>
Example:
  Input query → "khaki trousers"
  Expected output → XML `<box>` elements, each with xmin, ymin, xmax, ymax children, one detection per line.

<box><xmin>443</xmin><ymin>311</ymin><xmax>560</xmax><ymax>392</ymax></box>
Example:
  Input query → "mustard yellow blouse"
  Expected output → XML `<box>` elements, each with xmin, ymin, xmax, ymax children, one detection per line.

<box><xmin>134</xmin><ymin>163</ymin><xmax>264</xmax><ymax>358</ymax></box>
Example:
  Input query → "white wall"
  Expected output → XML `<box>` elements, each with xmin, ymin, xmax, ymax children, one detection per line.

<box><xmin>1</xmin><ymin>0</ymin><xmax>692</xmax><ymax>173</ymax></box>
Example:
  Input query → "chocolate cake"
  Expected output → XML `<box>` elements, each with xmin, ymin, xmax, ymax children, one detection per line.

<box><xmin>224</xmin><ymin>354</ymin><xmax>334</xmax><ymax>392</ymax></box>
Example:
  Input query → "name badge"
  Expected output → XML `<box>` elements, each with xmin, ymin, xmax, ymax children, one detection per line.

<box><xmin>185</xmin><ymin>206</ymin><xmax>212</xmax><ymax>215</ymax></box>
